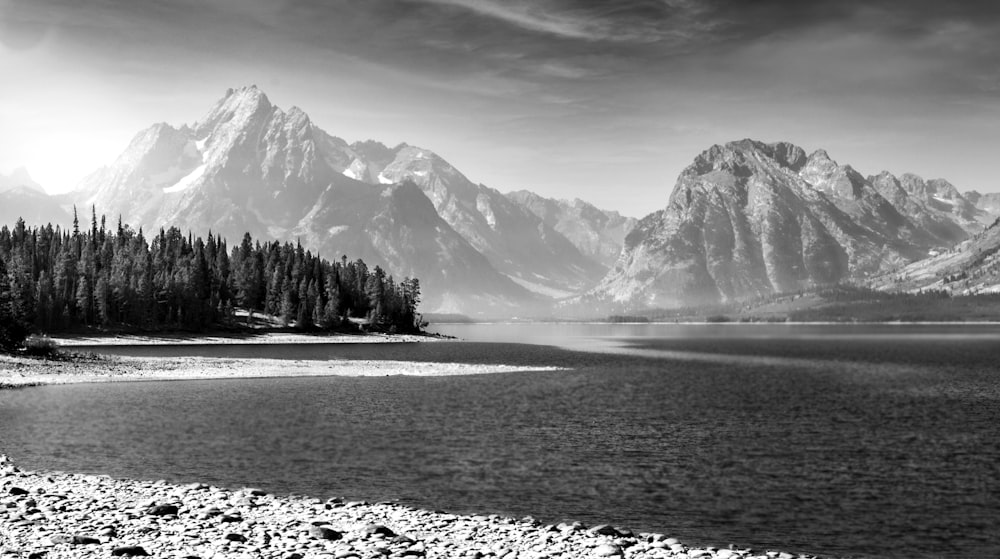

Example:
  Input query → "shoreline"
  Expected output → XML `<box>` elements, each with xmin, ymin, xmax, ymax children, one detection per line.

<box><xmin>0</xmin><ymin>455</ymin><xmax>828</xmax><ymax>559</ymax></box>
<box><xmin>0</xmin><ymin>353</ymin><xmax>561</xmax><ymax>390</ymax></box>
<box><xmin>49</xmin><ymin>331</ymin><xmax>440</xmax><ymax>347</ymax></box>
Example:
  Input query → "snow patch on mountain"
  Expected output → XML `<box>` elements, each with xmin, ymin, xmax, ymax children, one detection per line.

<box><xmin>505</xmin><ymin>275</ymin><xmax>576</xmax><ymax>299</ymax></box>
<box><xmin>163</xmin><ymin>164</ymin><xmax>207</xmax><ymax>193</ymax></box>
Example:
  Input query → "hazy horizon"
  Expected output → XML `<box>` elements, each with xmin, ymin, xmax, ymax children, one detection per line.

<box><xmin>2</xmin><ymin>0</ymin><xmax>999</xmax><ymax>217</ymax></box>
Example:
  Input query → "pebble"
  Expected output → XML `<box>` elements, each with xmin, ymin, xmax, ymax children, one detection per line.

<box><xmin>310</xmin><ymin>524</ymin><xmax>344</xmax><ymax>540</ymax></box>
<box><xmin>594</xmin><ymin>543</ymin><xmax>624</xmax><ymax>557</ymax></box>
<box><xmin>112</xmin><ymin>545</ymin><xmax>151</xmax><ymax>556</ymax></box>
<box><xmin>0</xmin><ymin>454</ymin><xmax>837</xmax><ymax>559</ymax></box>
<box><xmin>147</xmin><ymin>504</ymin><xmax>179</xmax><ymax>516</ymax></box>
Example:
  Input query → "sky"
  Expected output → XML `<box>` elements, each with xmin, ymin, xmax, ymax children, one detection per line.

<box><xmin>1</xmin><ymin>0</ymin><xmax>999</xmax><ymax>217</ymax></box>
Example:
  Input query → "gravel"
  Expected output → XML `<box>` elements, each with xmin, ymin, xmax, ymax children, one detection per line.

<box><xmin>0</xmin><ymin>455</ymin><xmax>831</xmax><ymax>559</ymax></box>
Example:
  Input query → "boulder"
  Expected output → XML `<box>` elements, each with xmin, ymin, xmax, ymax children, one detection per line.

<box><xmin>588</xmin><ymin>524</ymin><xmax>621</xmax><ymax>537</ymax></box>
<box><xmin>594</xmin><ymin>543</ymin><xmax>623</xmax><ymax>557</ymax></box>
<box><xmin>308</xmin><ymin>525</ymin><xmax>343</xmax><ymax>540</ymax></box>
<box><xmin>147</xmin><ymin>504</ymin><xmax>179</xmax><ymax>516</ymax></box>
<box><xmin>362</xmin><ymin>523</ymin><xmax>396</xmax><ymax>537</ymax></box>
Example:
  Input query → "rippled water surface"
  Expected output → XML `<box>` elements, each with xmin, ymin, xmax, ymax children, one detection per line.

<box><xmin>1</xmin><ymin>323</ymin><xmax>999</xmax><ymax>558</ymax></box>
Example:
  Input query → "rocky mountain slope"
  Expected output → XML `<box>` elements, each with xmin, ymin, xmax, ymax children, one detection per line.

<box><xmin>966</xmin><ymin>191</ymin><xmax>1000</xmax><ymax>220</ymax></box>
<box><xmin>588</xmin><ymin>140</ymin><xmax>998</xmax><ymax>310</ymax></box>
<box><xmin>506</xmin><ymin>191</ymin><xmax>636</xmax><ymax>268</ymax></box>
<box><xmin>867</xmin><ymin>217</ymin><xmax>1000</xmax><ymax>295</ymax></box>
<box><xmin>336</xmin><ymin>143</ymin><xmax>607</xmax><ymax>297</ymax></box>
<box><xmin>76</xmin><ymin>86</ymin><xmax>534</xmax><ymax>314</ymax></box>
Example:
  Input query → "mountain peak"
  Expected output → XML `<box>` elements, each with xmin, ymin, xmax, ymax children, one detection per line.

<box><xmin>0</xmin><ymin>166</ymin><xmax>43</xmax><ymax>194</ymax></box>
<box><xmin>687</xmin><ymin>139</ymin><xmax>807</xmax><ymax>176</ymax></box>
<box><xmin>196</xmin><ymin>85</ymin><xmax>274</xmax><ymax>134</ymax></box>
<box><xmin>807</xmin><ymin>148</ymin><xmax>833</xmax><ymax>163</ymax></box>
<box><xmin>7</xmin><ymin>166</ymin><xmax>33</xmax><ymax>183</ymax></box>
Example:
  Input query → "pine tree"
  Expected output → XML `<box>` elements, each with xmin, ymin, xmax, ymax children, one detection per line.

<box><xmin>0</xmin><ymin>257</ymin><xmax>28</xmax><ymax>350</ymax></box>
<box><xmin>0</xmin><ymin>215</ymin><xmax>423</xmax><ymax>342</ymax></box>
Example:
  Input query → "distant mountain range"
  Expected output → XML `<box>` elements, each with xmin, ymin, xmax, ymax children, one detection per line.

<box><xmin>0</xmin><ymin>168</ymin><xmax>70</xmax><ymax>227</ymax></box>
<box><xmin>4</xmin><ymin>91</ymin><xmax>1000</xmax><ymax>316</ymax></box>
<box><xmin>7</xmin><ymin>87</ymin><xmax>633</xmax><ymax>315</ymax></box>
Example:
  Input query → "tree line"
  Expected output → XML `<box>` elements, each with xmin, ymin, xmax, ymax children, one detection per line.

<box><xmin>0</xmin><ymin>209</ymin><xmax>423</xmax><ymax>350</ymax></box>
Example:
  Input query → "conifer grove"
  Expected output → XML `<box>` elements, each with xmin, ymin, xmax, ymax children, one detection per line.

<box><xmin>0</xmin><ymin>209</ymin><xmax>423</xmax><ymax>350</ymax></box>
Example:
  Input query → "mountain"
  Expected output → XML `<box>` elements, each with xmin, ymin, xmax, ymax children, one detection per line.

<box><xmin>77</xmin><ymin>86</ymin><xmax>532</xmax><ymax>314</ymax></box>
<box><xmin>0</xmin><ymin>168</ymin><xmax>70</xmax><ymax>227</ymax></box>
<box><xmin>289</xmin><ymin>180</ymin><xmax>529</xmax><ymax>312</ymax></box>
<box><xmin>0</xmin><ymin>187</ymin><xmax>71</xmax><ymax>228</ymax></box>
<box><xmin>337</xmin><ymin>143</ymin><xmax>607</xmax><ymax>297</ymax></box>
<box><xmin>0</xmin><ymin>167</ymin><xmax>43</xmax><ymax>194</ymax></box>
<box><xmin>588</xmin><ymin>139</ymin><xmax>996</xmax><ymax>310</ymax></box>
<box><xmin>965</xmin><ymin>191</ymin><xmax>1000</xmax><ymax>221</ymax></box>
<box><xmin>505</xmin><ymin>191</ymin><xmax>637</xmax><ymax>268</ymax></box>
<box><xmin>867</xmin><ymin>217</ymin><xmax>1000</xmax><ymax>295</ymax></box>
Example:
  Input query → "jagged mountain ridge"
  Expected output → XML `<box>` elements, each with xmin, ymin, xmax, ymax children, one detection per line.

<box><xmin>77</xmin><ymin>86</ymin><xmax>538</xmax><ymax>314</ymax></box>
<box><xmin>336</xmin><ymin>143</ymin><xmax>608</xmax><ymax>297</ymax></box>
<box><xmin>505</xmin><ymin>190</ymin><xmax>637</xmax><ymax>268</ymax></box>
<box><xmin>867</xmin><ymin>217</ymin><xmax>1000</xmax><ymax>295</ymax></box>
<box><xmin>588</xmin><ymin>139</ymin><xmax>997</xmax><ymax>310</ymax></box>
<box><xmin>965</xmin><ymin>191</ymin><xmax>1000</xmax><ymax>221</ymax></box>
<box><xmin>71</xmin><ymin>86</ymin><xmax>634</xmax><ymax>314</ymax></box>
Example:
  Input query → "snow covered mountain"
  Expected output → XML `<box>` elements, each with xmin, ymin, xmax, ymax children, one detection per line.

<box><xmin>11</xmin><ymin>88</ymin><xmax>999</xmax><ymax>317</ymax></box>
<box><xmin>76</xmin><ymin>86</ymin><xmax>535</xmax><ymax>314</ymax></box>
<box><xmin>588</xmin><ymin>140</ymin><xmax>998</xmax><ymax>310</ymax></box>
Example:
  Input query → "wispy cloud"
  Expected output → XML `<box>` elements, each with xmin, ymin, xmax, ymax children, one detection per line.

<box><xmin>411</xmin><ymin>0</ymin><xmax>610</xmax><ymax>41</ymax></box>
<box><xmin>409</xmin><ymin>0</ymin><xmax>714</xmax><ymax>44</ymax></box>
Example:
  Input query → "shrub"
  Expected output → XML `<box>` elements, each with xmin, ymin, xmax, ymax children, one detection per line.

<box><xmin>22</xmin><ymin>335</ymin><xmax>60</xmax><ymax>358</ymax></box>
<box><xmin>0</xmin><ymin>320</ymin><xmax>28</xmax><ymax>353</ymax></box>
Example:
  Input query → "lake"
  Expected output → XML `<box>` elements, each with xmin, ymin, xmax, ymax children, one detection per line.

<box><xmin>1</xmin><ymin>323</ymin><xmax>998</xmax><ymax>558</ymax></box>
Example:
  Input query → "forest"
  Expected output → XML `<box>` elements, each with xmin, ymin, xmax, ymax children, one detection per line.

<box><xmin>0</xmin><ymin>209</ymin><xmax>423</xmax><ymax>350</ymax></box>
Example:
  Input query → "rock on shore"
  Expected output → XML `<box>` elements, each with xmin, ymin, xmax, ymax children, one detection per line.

<box><xmin>0</xmin><ymin>455</ymin><xmax>829</xmax><ymax>559</ymax></box>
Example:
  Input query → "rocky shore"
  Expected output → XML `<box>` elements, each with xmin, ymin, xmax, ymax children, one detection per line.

<box><xmin>0</xmin><ymin>455</ymin><xmax>828</xmax><ymax>559</ymax></box>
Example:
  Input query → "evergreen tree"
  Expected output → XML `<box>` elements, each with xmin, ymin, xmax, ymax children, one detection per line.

<box><xmin>0</xmin><ymin>213</ymin><xmax>424</xmax><ymax>347</ymax></box>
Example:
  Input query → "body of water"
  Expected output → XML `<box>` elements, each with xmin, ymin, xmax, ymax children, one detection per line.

<box><xmin>1</xmin><ymin>323</ymin><xmax>998</xmax><ymax>558</ymax></box>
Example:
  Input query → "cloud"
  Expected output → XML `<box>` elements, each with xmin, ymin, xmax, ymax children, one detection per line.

<box><xmin>413</xmin><ymin>0</ymin><xmax>605</xmax><ymax>41</ymax></box>
<box><xmin>408</xmin><ymin>0</ymin><xmax>715</xmax><ymax>45</ymax></box>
